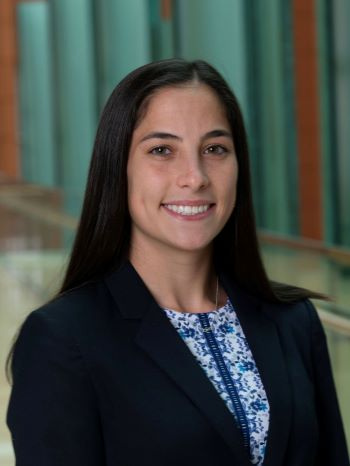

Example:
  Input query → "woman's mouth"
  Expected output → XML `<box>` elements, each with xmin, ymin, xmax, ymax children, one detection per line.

<box><xmin>161</xmin><ymin>203</ymin><xmax>215</xmax><ymax>220</ymax></box>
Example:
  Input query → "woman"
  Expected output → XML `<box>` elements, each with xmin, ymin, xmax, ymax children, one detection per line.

<box><xmin>7</xmin><ymin>59</ymin><xmax>349</xmax><ymax>465</ymax></box>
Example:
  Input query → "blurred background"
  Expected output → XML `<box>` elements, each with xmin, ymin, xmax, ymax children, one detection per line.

<box><xmin>0</xmin><ymin>0</ymin><xmax>349</xmax><ymax>463</ymax></box>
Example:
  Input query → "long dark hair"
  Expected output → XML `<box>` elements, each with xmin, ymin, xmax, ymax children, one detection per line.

<box><xmin>60</xmin><ymin>58</ymin><xmax>324</xmax><ymax>302</ymax></box>
<box><xmin>6</xmin><ymin>59</ymin><xmax>325</xmax><ymax>382</ymax></box>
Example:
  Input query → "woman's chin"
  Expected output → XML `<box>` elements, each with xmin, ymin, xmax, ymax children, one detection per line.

<box><xmin>166</xmin><ymin>238</ymin><xmax>214</xmax><ymax>254</ymax></box>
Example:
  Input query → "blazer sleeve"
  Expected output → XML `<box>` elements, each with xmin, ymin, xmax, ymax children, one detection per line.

<box><xmin>7</xmin><ymin>309</ymin><xmax>106</xmax><ymax>466</ymax></box>
<box><xmin>307</xmin><ymin>300</ymin><xmax>350</xmax><ymax>465</ymax></box>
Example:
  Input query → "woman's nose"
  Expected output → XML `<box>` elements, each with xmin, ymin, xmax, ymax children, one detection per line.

<box><xmin>176</xmin><ymin>154</ymin><xmax>209</xmax><ymax>191</ymax></box>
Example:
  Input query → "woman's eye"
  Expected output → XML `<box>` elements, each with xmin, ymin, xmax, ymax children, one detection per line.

<box><xmin>204</xmin><ymin>145</ymin><xmax>227</xmax><ymax>155</ymax></box>
<box><xmin>149</xmin><ymin>146</ymin><xmax>171</xmax><ymax>156</ymax></box>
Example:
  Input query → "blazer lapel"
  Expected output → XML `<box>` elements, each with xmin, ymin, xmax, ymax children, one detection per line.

<box><xmin>219</xmin><ymin>271</ymin><xmax>292</xmax><ymax>466</ymax></box>
<box><xmin>136</xmin><ymin>301</ymin><xmax>252</xmax><ymax>465</ymax></box>
<box><xmin>105</xmin><ymin>261</ymin><xmax>251</xmax><ymax>465</ymax></box>
<box><xmin>105</xmin><ymin>261</ymin><xmax>292</xmax><ymax>466</ymax></box>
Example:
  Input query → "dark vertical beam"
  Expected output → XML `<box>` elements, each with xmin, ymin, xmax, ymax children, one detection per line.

<box><xmin>292</xmin><ymin>0</ymin><xmax>323</xmax><ymax>240</ymax></box>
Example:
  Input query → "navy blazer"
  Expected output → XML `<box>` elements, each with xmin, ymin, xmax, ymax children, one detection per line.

<box><xmin>7</xmin><ymin>260</ymin><xmax>349</xmax><ymax>465</ymax></box>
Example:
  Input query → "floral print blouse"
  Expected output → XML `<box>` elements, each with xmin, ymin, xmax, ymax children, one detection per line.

<box><xmin>162</xmin><ymin>297</ymin><xmax>270</xmax><ymax>465</ymax></box>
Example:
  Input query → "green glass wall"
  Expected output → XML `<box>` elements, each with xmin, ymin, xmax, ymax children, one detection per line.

<box><xmin>95</xmin><ymin>0</ymin><xmax>151</xmax><ymax>108</ymax></box>
<box><xmin>17</xmin><ymin>1</ymin><xmax>56</xmax><ymax>187</ymax></box>
<box><xmin>316</xmin><ymin>0</ymin><xmax>350</xmax><ymax>247</ymax></box>
<box><xmin>17</xmin><ymin>0</ymin><xmax>152</xmax><ymax>215</ymax></box>
<box><xmin>15</xmin><ymin>0</ymin><xmax>350</xmax><ymax>248</ymax></box>
<box><xmin>244</xmin><ymin>0</ymin><xmax>298</xmax><ymax>235</ymax></box>
<box><xmin>50</xmin><ymin>0</ymin><xmax>97</xmax><ymax>215</ymax></box>
<box><xmin>332</xmin><ymin>0</ymin><xmax>350</xmax><ymax>247</ymax></box>
<box><xmin>175</xmin><ymin>0</ymin><xmax>249</xmax><ymax>115</ymax></box>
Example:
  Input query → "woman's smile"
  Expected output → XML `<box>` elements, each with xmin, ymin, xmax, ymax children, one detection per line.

<box><xmin>161</xmin><ymin>202</ymin><xmax>216</xmax><ymax>220</ymax></box>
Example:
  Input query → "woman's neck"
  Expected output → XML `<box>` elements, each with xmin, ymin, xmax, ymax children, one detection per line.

<box><xmin>128</xmin><ymin>241</ymin><xmax>225</xmax><ymax>313</ymax></box>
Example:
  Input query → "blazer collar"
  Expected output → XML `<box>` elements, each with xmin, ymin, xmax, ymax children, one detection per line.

<box><xmin>105</xmin><ymin>260</ymin><xmax>292</xmax><ymax>466</ymax></box>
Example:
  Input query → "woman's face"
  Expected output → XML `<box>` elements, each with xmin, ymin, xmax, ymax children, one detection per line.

<box><xmin>127</xmin><ymin>83</ymin><xmax>238</xmax><ymax>256</ymax></box>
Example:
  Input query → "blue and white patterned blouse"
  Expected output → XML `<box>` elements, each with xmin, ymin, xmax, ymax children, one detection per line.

<box><xmin>162</xmin><ymin>297</ymin><xmax>270</xmax><ymax>465</ymax></box>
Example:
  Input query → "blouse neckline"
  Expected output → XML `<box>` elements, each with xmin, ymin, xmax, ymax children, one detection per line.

<box><xmin>162</xmin><ymin>297</ymin><xmax>230</xmax><ymax>315</ymax></box>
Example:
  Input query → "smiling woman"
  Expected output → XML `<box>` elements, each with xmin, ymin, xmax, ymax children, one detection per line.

<box><xmin>127</xmin><ymin>84</ymin><xmax>238</xmax><ymax>268</ymax></box>
<box><xmin>6</xmin><ymin>59</ymin><xmax>350</xmax><ymax>466</ymax></box>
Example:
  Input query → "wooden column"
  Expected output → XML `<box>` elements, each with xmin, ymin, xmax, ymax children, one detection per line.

<box><xmin>0</xmin><ymin>0</ymin><xmax>19</xmax><ymax>179</ymax></box>
<box><xmin>292</xmin><ymin>0</ymin><xmax>323</xmax><ymax>240</ymax></box>
<box><xmin>161</xmin><ymin>0</ymin><xmax>172</xmax><ymax>19</ymax></box>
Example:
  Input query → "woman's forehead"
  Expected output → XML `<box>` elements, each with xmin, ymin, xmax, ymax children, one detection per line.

<box><xmin>134</xmin><ymin>84</ymin><xmax>229</xmax><ymax>133</ymax></box>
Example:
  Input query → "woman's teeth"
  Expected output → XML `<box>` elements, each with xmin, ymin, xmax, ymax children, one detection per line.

<box><xmin>163</xmin><ymin>204</ymin><xmax>211</xmax><ymax>215</ymax></box>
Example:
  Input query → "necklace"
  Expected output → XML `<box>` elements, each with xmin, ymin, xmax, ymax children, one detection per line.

<box><xmin>214</xmin><ymin>275</ymin><xmax>219</xmax><ymax>312</ymax></box>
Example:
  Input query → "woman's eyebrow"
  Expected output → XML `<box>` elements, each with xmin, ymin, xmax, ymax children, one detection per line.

<box><xmin>140</xmin><ymin>132</ymin><xmax>182</xmax><ymax>142</ymax></box>
<box><xmin>140</xmin><ymin>129</ymin><xmax>232</xmax><ymax>143</ymax></box>
<box><xmin>201</xmin><ymin>129</ymin><xmax>232</xmax><ymax>140</ymax></box>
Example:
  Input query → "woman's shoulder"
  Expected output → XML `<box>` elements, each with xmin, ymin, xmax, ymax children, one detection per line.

<box><xmin>260</xmin><ymin>296</ymin><xmax>324</xmax><ymax>345</ymax></box>
<box><xmin>231</xmin><ymin>277</ymin><xmax>319</xmax><ymax>327</ymax></box>
<box><xmin>18</xmin><ymin>277</ymin><xmax>115</xmax><ymax>342</ymax></box>
<box><xmin>262</xmin><ymin>296</ymin><xmax>317</xmax><ymax>319</ymax></box>
<box><xmin>266</xmin><ymin>294</ymin><xmax>319</xmax><ymax>319</ymax></box>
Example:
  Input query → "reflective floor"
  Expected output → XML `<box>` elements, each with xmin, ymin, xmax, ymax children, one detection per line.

<box><xmin>1</xmin><ymin>180</ymin><xmax>349</xmax><ymax>465</ymax></box>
